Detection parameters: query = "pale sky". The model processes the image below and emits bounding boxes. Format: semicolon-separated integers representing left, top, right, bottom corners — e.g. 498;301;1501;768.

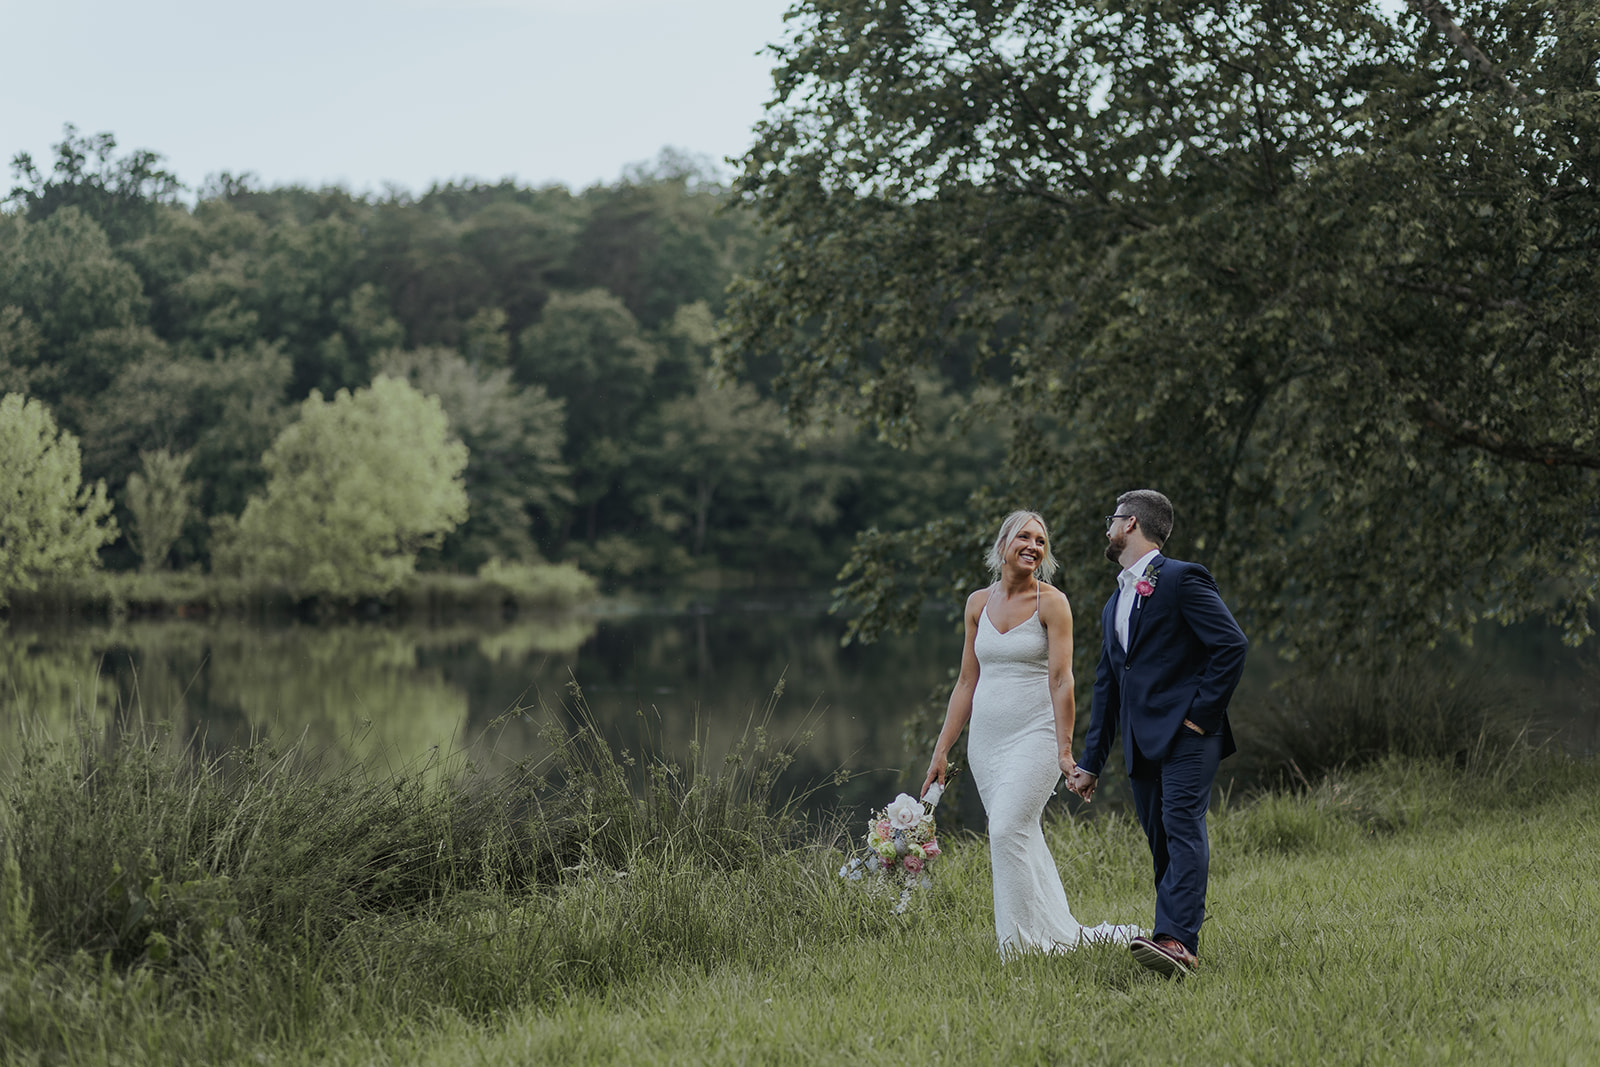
1;0;795;197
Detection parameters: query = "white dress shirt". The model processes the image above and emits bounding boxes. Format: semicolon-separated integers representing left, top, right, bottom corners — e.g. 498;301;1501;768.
1114;548;1161;651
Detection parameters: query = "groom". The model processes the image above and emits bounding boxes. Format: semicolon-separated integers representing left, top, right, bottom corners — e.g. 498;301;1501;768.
1067;490;1247;978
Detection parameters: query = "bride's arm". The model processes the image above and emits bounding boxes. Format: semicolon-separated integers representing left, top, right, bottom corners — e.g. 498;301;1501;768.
1042;587;1077;779
923;588;985;797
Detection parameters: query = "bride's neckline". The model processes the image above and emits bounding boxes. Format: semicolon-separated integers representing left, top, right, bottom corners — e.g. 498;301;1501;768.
984;581;1041;636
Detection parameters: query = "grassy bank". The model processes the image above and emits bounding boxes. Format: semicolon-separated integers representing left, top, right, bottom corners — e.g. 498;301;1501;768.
3;704;1597;1065
357;760;1600;1066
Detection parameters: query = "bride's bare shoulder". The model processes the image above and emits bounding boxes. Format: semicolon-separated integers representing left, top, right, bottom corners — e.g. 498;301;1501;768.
1038;582;1073;618
961;587;991;631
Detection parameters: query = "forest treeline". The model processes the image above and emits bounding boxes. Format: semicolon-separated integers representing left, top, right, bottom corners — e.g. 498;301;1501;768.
0;129;1002;598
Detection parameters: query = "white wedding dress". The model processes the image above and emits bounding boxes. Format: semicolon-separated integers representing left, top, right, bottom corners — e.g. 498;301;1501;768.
968;588;1141;956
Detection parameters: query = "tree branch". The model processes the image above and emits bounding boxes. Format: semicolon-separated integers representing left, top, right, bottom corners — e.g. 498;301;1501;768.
1407;0;1531;105
913;2;1155;230
1388;277;1528;312
1410;397;1600;469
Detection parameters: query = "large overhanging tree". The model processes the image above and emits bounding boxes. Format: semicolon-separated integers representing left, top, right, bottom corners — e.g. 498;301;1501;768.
721;0;1600;661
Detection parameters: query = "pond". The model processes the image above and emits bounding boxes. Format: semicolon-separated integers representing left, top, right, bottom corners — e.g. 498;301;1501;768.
1;595;1594;828
0;594;950;821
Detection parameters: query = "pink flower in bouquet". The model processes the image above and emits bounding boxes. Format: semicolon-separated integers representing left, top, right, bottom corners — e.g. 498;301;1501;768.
876;820;893;839
903;855;924;873
922;839;941;857
1135;579;1154;597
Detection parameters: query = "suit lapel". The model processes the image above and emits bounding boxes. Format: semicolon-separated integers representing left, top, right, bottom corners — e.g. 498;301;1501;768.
1124;553;1165;656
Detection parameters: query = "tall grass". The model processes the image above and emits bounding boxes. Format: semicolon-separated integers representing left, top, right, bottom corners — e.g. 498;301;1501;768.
0;682;888;1064
1230;664;1546;791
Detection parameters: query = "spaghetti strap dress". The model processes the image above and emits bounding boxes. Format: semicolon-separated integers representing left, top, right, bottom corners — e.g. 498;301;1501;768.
967;583;1141;955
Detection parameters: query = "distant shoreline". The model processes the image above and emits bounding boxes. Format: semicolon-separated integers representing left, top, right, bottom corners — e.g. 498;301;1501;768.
0;561;598;624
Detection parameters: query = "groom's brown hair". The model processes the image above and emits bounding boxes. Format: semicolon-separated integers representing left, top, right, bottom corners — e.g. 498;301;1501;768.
1117;490;1174;546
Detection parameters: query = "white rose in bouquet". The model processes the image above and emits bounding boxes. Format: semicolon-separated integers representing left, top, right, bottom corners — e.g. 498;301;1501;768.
885;793;925;829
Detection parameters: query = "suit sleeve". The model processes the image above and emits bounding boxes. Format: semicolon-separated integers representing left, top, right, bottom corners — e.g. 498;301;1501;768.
1176;566;1248;734
1078;630;1119;777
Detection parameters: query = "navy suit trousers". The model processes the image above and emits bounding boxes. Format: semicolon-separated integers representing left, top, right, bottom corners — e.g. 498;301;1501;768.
1128;727;1222;956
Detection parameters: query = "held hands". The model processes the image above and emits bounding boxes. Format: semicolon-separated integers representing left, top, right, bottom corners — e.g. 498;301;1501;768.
1057;752;1096;801
1065;766;1098;801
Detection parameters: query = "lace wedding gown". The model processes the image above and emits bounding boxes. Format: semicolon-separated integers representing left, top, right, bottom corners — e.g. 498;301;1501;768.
968;590;1141;955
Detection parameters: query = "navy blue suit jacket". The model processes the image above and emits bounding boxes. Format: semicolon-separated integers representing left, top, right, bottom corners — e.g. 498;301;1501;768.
1078;554;1248;777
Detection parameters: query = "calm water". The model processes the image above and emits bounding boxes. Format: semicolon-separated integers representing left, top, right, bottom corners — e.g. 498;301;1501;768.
0;595;953;820
1;596;1594;824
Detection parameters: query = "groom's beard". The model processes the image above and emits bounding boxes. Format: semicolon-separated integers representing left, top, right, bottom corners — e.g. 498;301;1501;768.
1105;533;1126;564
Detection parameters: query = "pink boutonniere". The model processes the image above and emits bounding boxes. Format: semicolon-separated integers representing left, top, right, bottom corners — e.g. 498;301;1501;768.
1134;563;1158;599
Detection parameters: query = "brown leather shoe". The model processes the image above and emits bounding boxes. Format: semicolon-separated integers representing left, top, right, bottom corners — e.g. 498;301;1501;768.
1130;935;1198;978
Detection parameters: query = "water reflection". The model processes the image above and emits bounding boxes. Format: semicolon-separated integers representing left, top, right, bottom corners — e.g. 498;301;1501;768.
0;599;952;818
1;602;1593;825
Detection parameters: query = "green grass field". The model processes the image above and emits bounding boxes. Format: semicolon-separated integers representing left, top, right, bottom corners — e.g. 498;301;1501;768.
3;712;1597;1066
309;761;1600;1067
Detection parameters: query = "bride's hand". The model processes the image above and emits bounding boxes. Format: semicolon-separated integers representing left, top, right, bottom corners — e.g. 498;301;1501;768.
922;752;948;798
1058;752;1078;780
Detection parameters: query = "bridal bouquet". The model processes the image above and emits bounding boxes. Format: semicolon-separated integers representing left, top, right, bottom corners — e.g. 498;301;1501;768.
838;783;946;913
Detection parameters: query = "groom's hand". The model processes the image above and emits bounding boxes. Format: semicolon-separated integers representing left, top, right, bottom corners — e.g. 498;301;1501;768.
1068;767;1098;801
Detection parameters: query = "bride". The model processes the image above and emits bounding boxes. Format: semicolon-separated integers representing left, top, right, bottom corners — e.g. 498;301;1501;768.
922;510;1139;955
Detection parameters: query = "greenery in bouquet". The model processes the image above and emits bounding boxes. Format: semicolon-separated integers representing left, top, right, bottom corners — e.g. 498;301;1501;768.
838;785;945;913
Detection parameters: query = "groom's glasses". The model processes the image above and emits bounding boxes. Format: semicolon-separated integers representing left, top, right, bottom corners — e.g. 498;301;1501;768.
1105;513;1135;530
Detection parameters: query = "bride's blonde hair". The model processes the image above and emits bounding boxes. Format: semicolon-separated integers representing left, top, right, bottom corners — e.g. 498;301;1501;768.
985;510;1059;582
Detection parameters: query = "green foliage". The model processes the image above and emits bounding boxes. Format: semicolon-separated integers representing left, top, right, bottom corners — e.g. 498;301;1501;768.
80;341;293;525
0;393;117;605
572;150;759;329
374;345;569;569
124;449;195;573
218;376;468;599
0;206;149;409
7;124;183;246
0;306;41;395
473;558;597;608
1;127;1011;597
648;370;784;556
725;0;1600;660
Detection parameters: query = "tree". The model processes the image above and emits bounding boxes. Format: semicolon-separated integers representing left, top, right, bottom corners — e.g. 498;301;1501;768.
373;346;569;569
218;376;468;598
0;393;117;605
0;207;151;412
0;307;41;396
124;449;195;573
572;153;746;329
722;0;1600;660
517;289;661;544
649;371;785;557
79;340;293;522
7;124;184;246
